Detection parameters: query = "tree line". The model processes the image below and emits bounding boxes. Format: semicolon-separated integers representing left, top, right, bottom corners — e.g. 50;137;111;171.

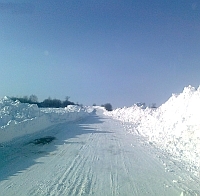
10;95;76;108
10;95;114;111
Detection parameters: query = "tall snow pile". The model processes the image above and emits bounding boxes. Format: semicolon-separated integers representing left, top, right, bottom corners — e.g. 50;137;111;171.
0;97;93;143
105;85;200;176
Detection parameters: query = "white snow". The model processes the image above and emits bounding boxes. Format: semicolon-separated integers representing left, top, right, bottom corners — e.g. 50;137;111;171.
0;97;93;143
0;97;200;195
105;85;200;177
1;108;200;195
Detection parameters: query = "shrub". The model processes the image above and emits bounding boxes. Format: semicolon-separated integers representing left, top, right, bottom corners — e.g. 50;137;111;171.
102;103;113;111
11;95;75;108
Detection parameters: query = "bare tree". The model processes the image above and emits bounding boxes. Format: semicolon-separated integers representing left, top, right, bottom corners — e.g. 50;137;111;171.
29;95;38;103
65;96;70;101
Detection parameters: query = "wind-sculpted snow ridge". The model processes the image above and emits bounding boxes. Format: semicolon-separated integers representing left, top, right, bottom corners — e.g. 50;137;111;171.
105;85;200;177
0;97;93;143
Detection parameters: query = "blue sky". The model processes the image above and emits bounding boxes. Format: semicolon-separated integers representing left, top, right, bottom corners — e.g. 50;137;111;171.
0;0;200;108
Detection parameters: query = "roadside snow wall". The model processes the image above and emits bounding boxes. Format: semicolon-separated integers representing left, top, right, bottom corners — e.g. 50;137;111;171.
105;85;200;176
0;97;93;143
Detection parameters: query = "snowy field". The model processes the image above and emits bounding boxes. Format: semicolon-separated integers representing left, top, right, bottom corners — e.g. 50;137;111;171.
104;85;200;177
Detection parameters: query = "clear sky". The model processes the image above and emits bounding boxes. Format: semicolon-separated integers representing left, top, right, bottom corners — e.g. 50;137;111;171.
0;0;200;108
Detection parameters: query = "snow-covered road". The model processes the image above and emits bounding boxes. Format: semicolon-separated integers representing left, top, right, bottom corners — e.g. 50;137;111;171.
0;109;199;196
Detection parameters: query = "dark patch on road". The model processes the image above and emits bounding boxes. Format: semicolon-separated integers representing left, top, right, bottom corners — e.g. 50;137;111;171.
30;136;56;145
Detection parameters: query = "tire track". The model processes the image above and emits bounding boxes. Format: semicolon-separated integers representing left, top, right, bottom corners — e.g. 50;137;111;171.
44;133;95;196
2;110;200;195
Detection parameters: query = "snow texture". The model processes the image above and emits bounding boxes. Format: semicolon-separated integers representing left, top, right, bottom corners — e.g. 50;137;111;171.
0;97;93;143
105;85;200;177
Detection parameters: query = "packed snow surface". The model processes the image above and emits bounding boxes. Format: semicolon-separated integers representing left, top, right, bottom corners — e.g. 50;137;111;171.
0;109;199;195
0;97;93;143
0;87;200;195
105;85;200;177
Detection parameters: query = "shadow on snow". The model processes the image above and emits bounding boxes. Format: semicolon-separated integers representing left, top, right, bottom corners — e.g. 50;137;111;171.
0;112;111;182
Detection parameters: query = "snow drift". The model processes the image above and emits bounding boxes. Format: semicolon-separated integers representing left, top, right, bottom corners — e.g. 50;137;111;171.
105;85;200;176
0;97;93;143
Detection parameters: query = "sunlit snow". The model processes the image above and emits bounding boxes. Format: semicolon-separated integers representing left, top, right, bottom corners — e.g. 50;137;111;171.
104;85;200;177
0;97;93;143
0;89;200;195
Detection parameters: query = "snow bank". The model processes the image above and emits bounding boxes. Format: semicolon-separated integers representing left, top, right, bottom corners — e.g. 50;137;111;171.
0;97;93;143
105;85;200;176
